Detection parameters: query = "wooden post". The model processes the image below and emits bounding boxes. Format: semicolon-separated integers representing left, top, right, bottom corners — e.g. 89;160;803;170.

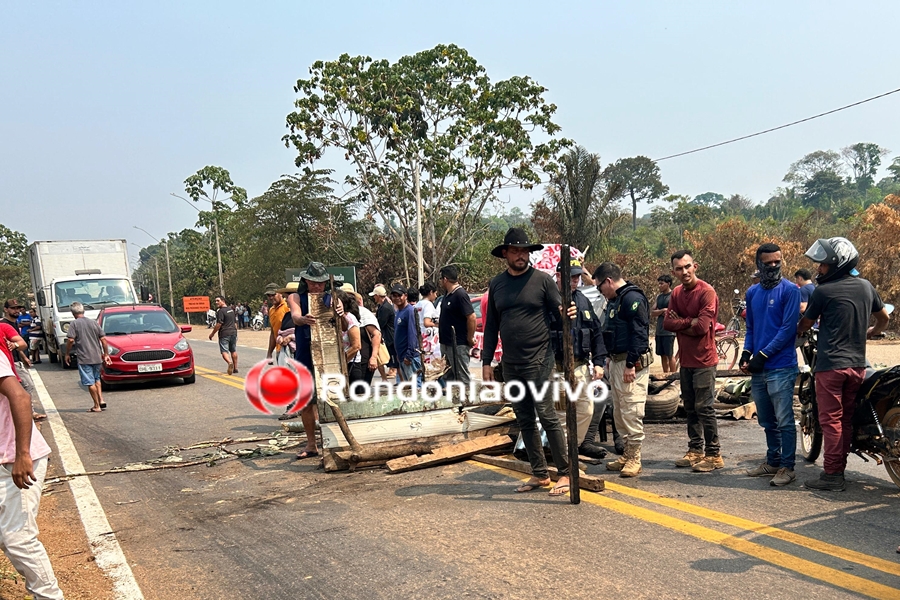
329;275;349;395
560;245;580;504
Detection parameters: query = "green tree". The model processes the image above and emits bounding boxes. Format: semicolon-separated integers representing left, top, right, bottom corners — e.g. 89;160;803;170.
886;156;900;182
602;156;669;232
0;225;30;301
841;143;889;193
283;44;569;284
532;145;624;256
801;170;845;211
783;150;844;187
692;192;726;208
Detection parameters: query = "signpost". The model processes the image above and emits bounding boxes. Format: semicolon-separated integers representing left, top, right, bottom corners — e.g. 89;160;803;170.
182;296;210;326
285;266;357;290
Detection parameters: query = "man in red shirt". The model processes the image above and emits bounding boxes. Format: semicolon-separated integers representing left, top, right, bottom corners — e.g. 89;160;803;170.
663;250;723;472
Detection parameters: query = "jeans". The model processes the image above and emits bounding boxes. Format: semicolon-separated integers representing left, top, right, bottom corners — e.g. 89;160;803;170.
751;366;799;470
815;367;866;474
440;343;471;385
504;350;569;480
397;356;422;387
680;366;720;455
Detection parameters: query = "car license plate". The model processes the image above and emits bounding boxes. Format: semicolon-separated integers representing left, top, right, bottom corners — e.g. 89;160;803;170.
138;363;163;373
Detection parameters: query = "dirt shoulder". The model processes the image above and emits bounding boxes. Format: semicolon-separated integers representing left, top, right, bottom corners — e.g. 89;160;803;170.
0;442;114;599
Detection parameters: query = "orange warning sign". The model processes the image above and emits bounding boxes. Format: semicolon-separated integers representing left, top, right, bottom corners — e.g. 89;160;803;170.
182;296;210;313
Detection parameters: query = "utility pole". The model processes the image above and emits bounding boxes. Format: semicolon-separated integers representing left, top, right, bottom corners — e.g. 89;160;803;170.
134;226;175;312
170;193;225;298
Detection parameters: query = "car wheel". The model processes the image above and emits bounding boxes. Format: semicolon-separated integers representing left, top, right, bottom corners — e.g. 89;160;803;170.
100;379;115;392
184;373;196;384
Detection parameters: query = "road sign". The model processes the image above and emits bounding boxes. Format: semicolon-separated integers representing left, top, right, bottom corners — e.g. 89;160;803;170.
183;296;210;313
285;266;357;291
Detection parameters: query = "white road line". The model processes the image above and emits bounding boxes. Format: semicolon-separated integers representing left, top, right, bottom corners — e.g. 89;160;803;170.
30;370;145;600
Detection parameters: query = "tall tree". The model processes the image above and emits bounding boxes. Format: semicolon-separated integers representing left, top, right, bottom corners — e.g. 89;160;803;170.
533;145;623;255
841;143;889;193
283;44;569;284
692;192;726;208
783;150;844;187
602;156;668;231
888;156;900;182
0;225;30;301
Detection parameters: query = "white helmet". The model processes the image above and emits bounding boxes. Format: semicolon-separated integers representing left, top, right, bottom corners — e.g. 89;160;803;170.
804;237;859;282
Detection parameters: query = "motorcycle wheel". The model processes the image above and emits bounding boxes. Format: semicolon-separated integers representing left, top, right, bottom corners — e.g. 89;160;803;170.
882;406;900;489
797;372;822;462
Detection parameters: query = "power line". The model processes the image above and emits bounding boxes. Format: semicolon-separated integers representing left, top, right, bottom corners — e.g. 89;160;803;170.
654;86;900;162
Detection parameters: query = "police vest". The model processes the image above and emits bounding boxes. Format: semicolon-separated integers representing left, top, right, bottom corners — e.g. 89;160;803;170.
550;290;596;362
603;283;648;355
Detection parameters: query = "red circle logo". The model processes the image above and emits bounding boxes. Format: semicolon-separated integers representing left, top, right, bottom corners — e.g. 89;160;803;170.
244;359;313;415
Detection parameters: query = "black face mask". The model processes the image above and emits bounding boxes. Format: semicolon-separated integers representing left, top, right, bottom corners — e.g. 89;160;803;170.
756;258;782;290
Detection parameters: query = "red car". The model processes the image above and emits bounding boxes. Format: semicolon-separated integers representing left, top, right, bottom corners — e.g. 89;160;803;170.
97;304;195;389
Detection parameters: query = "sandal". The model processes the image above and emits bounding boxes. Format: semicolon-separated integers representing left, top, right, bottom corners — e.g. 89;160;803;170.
33;413;47;421
86;407;102;413
295;450;319;460
515;478;550;493
100;403;107;410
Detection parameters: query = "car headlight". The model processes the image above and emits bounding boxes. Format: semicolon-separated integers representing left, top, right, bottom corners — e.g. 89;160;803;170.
106;345;120;356
174;338;190;352
61;322;71;333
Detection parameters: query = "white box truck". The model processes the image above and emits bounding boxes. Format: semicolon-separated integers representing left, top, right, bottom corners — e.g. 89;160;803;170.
27;240;145;365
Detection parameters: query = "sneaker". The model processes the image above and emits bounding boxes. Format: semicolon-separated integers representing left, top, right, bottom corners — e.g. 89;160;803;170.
770;468;796;486
674;450;704;468
747;463;779;477
692;454;725;472
805;471;845;491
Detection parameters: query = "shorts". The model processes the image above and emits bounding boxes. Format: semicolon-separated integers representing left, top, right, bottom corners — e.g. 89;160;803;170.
655;335;675;357
218;334;238;354
29;337;44;352
78;363;102;386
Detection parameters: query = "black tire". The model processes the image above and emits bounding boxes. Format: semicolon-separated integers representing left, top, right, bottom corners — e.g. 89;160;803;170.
797;372;822;462
49;351;58;364
881;405;900;489
644;386;680;421
100;379;115;392
184;373;196;384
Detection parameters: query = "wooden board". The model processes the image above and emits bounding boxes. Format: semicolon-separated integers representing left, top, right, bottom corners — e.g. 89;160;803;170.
470;454;605;492
307;291;345;424
386;434;513;474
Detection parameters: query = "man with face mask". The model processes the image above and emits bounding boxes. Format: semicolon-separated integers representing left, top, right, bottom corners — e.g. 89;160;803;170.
739;243;801;486
798;237;890;491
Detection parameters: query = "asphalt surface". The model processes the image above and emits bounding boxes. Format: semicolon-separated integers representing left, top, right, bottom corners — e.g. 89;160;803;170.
30;336;900;599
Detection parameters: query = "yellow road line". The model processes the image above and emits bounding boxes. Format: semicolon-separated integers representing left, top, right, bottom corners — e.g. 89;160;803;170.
604;480;900;579
472;462;900;599
194;365;245;382
196;371;245;391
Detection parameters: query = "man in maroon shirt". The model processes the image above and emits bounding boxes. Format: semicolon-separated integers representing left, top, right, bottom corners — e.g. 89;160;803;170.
663;250;723;472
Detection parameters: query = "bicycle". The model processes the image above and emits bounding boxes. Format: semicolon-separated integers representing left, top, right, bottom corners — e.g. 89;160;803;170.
725;289;746;337
672;323;740;371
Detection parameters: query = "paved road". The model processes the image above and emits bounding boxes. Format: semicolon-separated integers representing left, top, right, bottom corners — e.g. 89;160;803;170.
31;337;900;599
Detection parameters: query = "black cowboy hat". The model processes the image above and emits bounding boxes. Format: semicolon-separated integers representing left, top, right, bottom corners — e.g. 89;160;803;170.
490;227;543;258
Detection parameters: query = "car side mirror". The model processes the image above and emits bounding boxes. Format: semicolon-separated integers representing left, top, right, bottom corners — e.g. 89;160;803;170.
37;290;46;306
180;325;192;333
140;285;150;303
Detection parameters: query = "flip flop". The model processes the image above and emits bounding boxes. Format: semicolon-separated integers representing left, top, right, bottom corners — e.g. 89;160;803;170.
549;482;570;497
33;413;47;421
295;450;319;460
100;403;107;410
86;407;102;413
515;479;550;493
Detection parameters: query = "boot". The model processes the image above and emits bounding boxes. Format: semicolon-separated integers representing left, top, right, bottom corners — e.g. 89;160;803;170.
620;443;642;478
606;450;628;471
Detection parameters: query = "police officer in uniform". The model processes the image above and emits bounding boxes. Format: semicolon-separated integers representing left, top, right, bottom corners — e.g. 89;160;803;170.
550;258;608;459
593;261;651;477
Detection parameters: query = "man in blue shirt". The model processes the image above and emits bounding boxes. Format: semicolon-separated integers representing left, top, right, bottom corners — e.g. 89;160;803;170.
390;284;421;386
794;268;816;315
740;243;801;486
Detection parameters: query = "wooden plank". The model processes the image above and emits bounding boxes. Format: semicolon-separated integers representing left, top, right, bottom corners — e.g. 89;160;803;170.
386;434;513;474
470;454;605;492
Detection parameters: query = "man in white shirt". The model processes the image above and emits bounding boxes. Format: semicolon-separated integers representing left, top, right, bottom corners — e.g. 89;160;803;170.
0;350;64;599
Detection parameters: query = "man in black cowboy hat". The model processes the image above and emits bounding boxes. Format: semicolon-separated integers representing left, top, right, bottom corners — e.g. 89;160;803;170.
282;261;332;459
482;228;570;496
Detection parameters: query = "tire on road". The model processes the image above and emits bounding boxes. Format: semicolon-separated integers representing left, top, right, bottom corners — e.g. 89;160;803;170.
644;385;680;421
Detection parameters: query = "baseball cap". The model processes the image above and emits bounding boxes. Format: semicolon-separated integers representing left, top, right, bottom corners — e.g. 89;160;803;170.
3;299;23;309
369;284;387;297
264;283;279;295
389;283;407;296
340;283;355;293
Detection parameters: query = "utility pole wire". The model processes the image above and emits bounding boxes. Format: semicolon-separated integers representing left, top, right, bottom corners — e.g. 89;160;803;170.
654;86;900;162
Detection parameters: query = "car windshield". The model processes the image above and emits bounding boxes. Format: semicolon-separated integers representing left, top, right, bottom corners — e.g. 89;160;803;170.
102;311;178;335
55;279;136;311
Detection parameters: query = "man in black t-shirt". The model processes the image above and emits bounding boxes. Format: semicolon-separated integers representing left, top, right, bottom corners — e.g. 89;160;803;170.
370;285;396;380
650;275;676;373
208;296;238;375
438;265;475;385
798;237;890;491
483;228;570;497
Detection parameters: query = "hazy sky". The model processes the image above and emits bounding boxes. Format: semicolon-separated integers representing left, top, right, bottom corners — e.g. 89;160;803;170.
3;1;899;254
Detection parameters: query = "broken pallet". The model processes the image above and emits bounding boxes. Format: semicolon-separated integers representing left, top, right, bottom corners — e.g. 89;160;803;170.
386;434;513;474
470;454;605;492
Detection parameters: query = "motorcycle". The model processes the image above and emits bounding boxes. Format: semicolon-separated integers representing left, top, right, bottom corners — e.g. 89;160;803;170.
251;311;264;331
797;322;900;488
206;309;216;329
